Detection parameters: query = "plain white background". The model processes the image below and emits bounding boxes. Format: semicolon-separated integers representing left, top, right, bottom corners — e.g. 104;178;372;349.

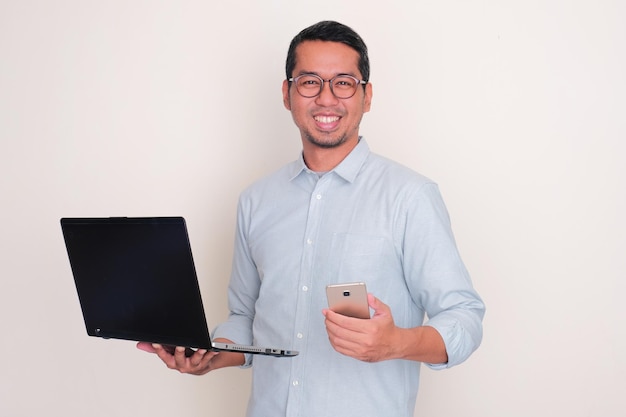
1;1;624;416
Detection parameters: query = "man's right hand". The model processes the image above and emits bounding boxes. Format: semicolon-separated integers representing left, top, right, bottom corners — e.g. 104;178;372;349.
136;339;245;375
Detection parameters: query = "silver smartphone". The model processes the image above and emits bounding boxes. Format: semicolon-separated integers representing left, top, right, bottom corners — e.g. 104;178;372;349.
326;282;370;319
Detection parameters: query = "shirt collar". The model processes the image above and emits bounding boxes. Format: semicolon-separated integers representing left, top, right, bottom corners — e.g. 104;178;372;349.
289;137;370;183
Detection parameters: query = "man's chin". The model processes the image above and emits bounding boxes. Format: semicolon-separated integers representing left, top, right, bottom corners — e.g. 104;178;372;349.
305;133;347;149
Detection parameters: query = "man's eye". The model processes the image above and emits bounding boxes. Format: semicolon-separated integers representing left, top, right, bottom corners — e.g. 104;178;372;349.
335;78;355;88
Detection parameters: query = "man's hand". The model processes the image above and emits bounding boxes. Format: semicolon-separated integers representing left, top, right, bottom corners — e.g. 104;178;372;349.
323;293;400;362
323;293;448;364
136;338;245;375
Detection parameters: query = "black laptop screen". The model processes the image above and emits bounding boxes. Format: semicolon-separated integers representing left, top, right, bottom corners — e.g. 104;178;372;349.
61;217;211;349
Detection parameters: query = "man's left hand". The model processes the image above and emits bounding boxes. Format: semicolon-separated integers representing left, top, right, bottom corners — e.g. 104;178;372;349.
323;293;400;362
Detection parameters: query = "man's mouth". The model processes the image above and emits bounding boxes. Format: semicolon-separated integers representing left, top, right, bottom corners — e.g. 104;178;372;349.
314;115;340;124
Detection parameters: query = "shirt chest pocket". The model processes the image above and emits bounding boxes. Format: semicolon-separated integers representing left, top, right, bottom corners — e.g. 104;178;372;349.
327;233;390;284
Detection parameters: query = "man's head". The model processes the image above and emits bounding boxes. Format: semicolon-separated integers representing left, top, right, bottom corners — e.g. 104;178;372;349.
282;21;373;155
285;20;370;83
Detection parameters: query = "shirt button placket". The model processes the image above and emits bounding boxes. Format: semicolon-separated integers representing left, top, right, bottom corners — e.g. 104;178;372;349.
288;176;327;415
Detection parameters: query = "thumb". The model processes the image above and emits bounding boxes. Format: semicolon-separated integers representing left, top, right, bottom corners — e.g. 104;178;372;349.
368;294;390;318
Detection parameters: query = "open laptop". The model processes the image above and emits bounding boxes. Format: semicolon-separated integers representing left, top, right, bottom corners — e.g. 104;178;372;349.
60;216;298;357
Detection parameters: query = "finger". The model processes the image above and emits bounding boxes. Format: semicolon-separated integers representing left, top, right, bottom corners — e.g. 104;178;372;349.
148;344;181;370
189;350;222;375
325;309;370;333
173;346;189;367
325;317;368;350
136;341;157;353
188;349;209;366
152;344;173;362
327;330;370;359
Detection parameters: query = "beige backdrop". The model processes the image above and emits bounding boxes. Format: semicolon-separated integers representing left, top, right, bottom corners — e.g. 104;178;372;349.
1;1;624;416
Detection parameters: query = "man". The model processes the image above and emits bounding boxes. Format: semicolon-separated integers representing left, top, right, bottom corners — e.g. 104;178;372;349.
138;20;485;417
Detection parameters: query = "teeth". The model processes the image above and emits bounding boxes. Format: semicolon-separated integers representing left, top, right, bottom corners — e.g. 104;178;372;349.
315;116;339;124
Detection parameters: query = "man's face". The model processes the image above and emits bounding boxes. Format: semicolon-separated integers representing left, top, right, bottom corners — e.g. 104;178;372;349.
282;40;372;150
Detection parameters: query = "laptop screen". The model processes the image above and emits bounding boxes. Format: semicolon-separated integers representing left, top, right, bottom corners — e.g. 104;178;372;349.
61;217;212;349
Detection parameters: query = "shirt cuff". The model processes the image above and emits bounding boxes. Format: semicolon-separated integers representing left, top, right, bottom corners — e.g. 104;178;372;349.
212;322;254;369
424;314;481;369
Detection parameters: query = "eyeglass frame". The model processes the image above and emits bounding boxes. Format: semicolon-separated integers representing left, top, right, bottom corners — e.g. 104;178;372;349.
287;73;368;99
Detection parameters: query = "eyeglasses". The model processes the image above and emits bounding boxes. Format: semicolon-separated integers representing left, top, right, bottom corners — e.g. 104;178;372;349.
288;74;367;99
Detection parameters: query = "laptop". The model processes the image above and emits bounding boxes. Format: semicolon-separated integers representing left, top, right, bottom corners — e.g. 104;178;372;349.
60;216;298;357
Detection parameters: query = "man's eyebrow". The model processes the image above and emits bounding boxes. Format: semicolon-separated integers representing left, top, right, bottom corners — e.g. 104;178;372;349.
295;70;359;78
294;70;319;77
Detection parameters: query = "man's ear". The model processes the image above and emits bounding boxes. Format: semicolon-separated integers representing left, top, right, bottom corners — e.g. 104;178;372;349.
363;82;373;113
282;79;291;110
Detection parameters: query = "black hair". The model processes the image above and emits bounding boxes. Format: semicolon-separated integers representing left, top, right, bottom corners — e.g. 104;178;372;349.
285;20;370;82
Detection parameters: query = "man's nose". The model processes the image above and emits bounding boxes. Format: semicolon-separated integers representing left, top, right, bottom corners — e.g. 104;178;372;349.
315;80;338;104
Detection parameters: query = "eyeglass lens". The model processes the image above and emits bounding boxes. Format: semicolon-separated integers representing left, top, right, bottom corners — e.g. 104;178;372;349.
294;75;360;99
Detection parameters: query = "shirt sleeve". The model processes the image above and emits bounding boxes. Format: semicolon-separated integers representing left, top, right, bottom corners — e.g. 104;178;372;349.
212;195;259;368
401;182;485;369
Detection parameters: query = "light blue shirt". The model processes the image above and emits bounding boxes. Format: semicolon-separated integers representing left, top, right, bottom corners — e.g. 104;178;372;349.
214;138;485;417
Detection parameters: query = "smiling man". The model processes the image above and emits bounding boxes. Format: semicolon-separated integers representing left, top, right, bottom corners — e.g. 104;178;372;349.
282;39;372;171
139;21;485;417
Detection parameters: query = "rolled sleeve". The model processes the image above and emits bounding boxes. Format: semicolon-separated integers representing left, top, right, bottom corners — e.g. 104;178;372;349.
402;183;486;369
424;303;485;369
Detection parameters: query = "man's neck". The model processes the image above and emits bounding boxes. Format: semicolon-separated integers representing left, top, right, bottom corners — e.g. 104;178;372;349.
301;137;359;172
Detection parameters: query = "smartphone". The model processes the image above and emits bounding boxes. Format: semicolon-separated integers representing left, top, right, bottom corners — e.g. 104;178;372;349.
326;282;370;319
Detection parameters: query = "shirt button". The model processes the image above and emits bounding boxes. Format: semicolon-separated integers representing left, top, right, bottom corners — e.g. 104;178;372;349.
292;380;299;386
316;194;322;200
297;333;303;339
302;286;308;292
307;238;313;245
